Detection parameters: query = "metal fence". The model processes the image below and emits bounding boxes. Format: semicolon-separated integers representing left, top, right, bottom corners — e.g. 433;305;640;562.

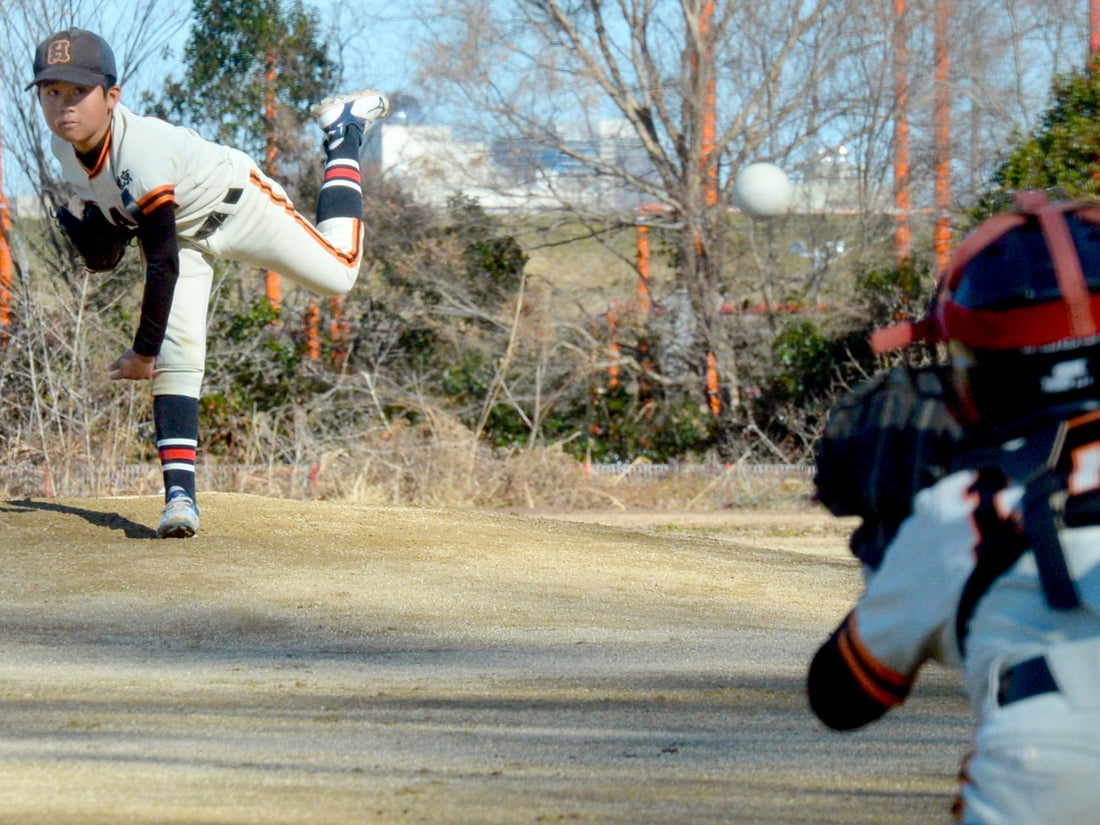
1;460;814;500
584;461;813;480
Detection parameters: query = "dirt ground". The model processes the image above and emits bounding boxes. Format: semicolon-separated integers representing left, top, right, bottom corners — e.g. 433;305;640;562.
0;494;971;824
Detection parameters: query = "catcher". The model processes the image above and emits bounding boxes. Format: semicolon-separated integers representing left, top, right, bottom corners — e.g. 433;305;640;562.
807;191;1100;823
31;27;389;537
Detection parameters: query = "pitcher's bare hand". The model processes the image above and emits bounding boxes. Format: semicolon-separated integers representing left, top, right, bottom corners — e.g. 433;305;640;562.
108;348;155;381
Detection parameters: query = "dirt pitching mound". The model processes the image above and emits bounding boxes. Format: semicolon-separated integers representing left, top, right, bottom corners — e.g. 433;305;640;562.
0;494;968;824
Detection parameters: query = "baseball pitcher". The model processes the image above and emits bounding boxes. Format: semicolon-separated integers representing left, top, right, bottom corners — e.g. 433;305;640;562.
30;27;389;537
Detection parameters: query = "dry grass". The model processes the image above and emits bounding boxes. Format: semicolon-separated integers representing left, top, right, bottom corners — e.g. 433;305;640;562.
0;411;814;512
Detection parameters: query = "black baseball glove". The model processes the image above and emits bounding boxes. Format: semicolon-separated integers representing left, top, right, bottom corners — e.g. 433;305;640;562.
813;364;963;570
55;202;135;271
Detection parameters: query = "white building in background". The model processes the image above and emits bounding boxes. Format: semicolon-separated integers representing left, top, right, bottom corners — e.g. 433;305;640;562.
364;123;569;211
367;124;481;206
363;111;655;213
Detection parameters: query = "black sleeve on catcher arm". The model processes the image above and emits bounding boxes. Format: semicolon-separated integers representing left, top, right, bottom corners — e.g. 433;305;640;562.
55;201;134;271
807;614;911;731
131;203;181;358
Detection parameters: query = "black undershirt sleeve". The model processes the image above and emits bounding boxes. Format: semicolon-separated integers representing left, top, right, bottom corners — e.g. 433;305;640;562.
131;203;180;357
806;615;903;731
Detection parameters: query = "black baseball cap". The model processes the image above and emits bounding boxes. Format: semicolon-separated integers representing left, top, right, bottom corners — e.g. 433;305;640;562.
26;28;117;90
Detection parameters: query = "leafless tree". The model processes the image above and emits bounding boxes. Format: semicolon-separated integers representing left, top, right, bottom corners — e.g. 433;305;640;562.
411;0;904;455
897;0;1085;204
410;0;1087;458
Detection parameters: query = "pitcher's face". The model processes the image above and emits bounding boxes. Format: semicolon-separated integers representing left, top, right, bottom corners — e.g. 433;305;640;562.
38;80;120;153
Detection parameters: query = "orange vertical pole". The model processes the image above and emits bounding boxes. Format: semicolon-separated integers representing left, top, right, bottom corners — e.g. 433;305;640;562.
636;212;653;320
892;0;912;262
264;52;278;192
698;1;721;415
932;0;952;273
0;200;9;346
0;100;12;347
699;0;718;207
328;296;348;366
1092;0;1100;67
636;205;659;411
705;352;721;415
607;301;620;390
263;52;284;314
305;302;321;361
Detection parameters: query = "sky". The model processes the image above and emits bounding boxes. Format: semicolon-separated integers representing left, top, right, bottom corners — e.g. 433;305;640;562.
136;1;422;104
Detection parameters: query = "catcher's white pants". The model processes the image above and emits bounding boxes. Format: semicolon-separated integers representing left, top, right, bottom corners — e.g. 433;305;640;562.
957;637;1100;824
152;167;363;398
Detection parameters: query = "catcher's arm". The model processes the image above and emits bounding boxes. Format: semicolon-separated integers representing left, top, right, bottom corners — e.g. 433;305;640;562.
55;201;134;271
807;613;913;731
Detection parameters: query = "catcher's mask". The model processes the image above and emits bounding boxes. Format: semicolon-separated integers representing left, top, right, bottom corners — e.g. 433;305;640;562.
872;190;1100;427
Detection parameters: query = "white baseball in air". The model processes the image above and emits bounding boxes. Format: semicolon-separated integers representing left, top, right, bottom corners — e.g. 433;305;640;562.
734;162;793;218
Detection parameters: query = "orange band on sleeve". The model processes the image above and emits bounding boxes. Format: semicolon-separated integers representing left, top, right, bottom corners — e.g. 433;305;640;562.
837;616;913;708
137;185;176;214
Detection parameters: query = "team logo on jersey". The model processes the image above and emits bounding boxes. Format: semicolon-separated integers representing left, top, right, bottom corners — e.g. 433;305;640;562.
1040;358;1094;393
47;40;72;65
116;169;132;189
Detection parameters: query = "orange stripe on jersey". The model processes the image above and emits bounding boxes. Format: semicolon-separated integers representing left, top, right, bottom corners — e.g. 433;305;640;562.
837;617;912;709
1071;409;1100;428
962;470;984;556
137;185;177;215
248;169;362;267
78;130;113;178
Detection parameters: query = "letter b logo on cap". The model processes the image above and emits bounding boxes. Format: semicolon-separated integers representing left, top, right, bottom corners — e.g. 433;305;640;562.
47;40;72;65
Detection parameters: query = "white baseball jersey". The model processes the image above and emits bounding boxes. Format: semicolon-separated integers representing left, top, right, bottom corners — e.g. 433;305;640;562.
810;426;1100;823
853;470;1100;702
53;103;248;239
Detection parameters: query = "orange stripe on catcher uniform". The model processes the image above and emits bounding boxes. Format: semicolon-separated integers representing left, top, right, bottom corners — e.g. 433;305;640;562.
837;617;912;709
248;169;362;267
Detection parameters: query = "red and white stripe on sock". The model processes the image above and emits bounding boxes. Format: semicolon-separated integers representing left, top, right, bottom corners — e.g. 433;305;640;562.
317;157;362;222
158;437;196;493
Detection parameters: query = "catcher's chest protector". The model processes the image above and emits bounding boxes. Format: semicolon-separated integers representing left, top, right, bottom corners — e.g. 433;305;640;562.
953;411;1100;653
